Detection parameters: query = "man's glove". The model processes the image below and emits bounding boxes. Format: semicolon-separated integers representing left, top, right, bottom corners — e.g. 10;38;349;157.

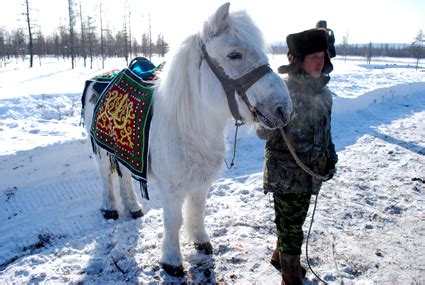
324;159;337;181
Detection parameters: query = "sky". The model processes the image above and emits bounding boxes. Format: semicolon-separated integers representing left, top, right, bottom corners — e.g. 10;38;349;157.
0;0;424;48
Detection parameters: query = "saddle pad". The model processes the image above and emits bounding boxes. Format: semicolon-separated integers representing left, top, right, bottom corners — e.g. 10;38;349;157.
90;68;153;185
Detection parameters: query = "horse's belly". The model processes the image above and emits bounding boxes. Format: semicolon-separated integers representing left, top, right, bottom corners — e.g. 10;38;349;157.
149;142;224;189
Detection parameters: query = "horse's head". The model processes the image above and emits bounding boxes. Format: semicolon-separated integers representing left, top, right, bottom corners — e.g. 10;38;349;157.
200;3;292;129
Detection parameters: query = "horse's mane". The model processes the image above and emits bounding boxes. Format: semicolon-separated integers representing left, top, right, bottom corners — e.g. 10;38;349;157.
154;9;267;139
225;11;267;54
154;34;204;138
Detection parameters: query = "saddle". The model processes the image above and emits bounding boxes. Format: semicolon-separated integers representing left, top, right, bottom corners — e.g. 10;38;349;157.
82;57;162;199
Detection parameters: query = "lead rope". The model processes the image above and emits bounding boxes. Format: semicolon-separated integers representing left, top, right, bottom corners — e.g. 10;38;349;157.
279;128;329;284
305;193;328;284
224;123;241;169
279;128;328;181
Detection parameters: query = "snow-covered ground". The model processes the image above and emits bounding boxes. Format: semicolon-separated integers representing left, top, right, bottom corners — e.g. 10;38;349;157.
0;55;424;284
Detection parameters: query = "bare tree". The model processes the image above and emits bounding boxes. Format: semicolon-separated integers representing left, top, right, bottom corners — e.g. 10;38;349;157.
366;42;373;65
67;0;76;68
148;13;152;60
58;24;69;59
131;38;139;56
35;30;45;66
125;0;132;60
122;15;129;64
99;2;105;68
342;32;349;63
79;0;87;67
52;32;60;60
156;33;169;57
86;16;96;69
410;30;424;70
11;29;26;61
141;33;150;57
23;0;34;67
0;28;8;67
104;30;115;58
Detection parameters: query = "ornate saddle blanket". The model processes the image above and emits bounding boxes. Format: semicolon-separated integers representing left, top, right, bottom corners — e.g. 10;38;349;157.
84;57;161;199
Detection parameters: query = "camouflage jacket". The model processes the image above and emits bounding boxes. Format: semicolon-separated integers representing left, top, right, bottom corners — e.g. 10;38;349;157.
257;73;338;195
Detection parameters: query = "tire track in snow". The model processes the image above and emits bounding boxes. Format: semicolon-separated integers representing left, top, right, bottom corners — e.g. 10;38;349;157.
0;173;104;267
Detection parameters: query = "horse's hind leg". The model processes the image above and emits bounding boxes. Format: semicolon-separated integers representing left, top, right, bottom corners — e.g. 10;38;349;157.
96;150;119;220
184;186;212;254
118;169;144;219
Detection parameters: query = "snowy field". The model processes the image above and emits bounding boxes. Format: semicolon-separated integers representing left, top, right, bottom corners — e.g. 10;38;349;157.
0;54;424;284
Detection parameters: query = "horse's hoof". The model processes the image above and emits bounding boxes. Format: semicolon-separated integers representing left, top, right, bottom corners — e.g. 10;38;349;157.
102;209;119;220
161;262;185;277
130;210;144;219
194;242;213;255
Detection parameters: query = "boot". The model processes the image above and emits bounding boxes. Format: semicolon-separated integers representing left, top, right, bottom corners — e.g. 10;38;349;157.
279;251;303;285
270;241;281;271
271;242;306;278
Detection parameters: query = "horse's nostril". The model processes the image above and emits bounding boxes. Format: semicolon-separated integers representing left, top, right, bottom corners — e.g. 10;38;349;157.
276;106;288;122
276;105;293;127
276;106;284;115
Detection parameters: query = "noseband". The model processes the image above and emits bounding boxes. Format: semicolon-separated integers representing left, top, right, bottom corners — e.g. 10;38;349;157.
201;44;272;126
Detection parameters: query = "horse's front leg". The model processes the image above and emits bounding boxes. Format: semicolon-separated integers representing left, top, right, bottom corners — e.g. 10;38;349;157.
184;186;212;255
118;168;144;219
160;190;185;277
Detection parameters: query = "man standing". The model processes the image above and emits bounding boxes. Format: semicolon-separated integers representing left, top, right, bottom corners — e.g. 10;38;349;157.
257;28;338;285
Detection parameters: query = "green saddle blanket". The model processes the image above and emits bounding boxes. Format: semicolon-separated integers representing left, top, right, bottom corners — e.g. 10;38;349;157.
90;60;158;199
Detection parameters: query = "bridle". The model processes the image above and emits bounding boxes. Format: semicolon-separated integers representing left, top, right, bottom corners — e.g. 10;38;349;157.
202;44;328;180
201;44;273;127
201;43;275;168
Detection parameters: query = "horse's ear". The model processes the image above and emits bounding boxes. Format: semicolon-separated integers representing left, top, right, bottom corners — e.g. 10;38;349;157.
203;2;230;39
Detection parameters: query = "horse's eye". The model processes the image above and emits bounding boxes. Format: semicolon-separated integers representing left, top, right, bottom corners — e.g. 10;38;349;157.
227;51;242;60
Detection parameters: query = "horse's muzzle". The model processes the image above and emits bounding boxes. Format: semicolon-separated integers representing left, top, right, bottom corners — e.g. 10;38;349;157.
255;105;292;129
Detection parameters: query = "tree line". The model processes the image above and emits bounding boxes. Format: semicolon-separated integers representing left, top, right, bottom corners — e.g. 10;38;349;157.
269;30;424;70
338;30;424;69
0;0;170;68
1;1;424;70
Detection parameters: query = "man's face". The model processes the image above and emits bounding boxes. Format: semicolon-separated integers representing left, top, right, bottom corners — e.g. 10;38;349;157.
303;51;325;78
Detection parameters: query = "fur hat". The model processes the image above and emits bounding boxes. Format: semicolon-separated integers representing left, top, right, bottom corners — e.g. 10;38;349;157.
286;28;328;60
278;28;333;75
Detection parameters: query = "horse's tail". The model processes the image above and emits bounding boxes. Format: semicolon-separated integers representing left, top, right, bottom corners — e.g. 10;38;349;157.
80;80;94;127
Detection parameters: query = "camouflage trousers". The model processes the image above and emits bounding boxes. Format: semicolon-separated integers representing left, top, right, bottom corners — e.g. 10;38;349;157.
273;192;312;255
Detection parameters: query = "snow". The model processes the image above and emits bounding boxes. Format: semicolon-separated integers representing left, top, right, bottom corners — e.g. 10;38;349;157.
0;54;424;284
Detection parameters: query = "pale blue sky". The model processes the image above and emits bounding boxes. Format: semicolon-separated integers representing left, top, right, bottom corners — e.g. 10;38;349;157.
1;0;424;47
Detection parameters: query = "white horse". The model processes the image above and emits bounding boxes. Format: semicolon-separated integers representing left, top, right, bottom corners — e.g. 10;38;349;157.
83;2;292;277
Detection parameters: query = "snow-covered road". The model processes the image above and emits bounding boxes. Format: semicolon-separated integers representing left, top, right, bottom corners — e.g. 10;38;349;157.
0;56;424;284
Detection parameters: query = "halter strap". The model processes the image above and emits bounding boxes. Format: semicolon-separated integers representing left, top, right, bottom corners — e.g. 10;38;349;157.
233;64;272;95
201;44;272;126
